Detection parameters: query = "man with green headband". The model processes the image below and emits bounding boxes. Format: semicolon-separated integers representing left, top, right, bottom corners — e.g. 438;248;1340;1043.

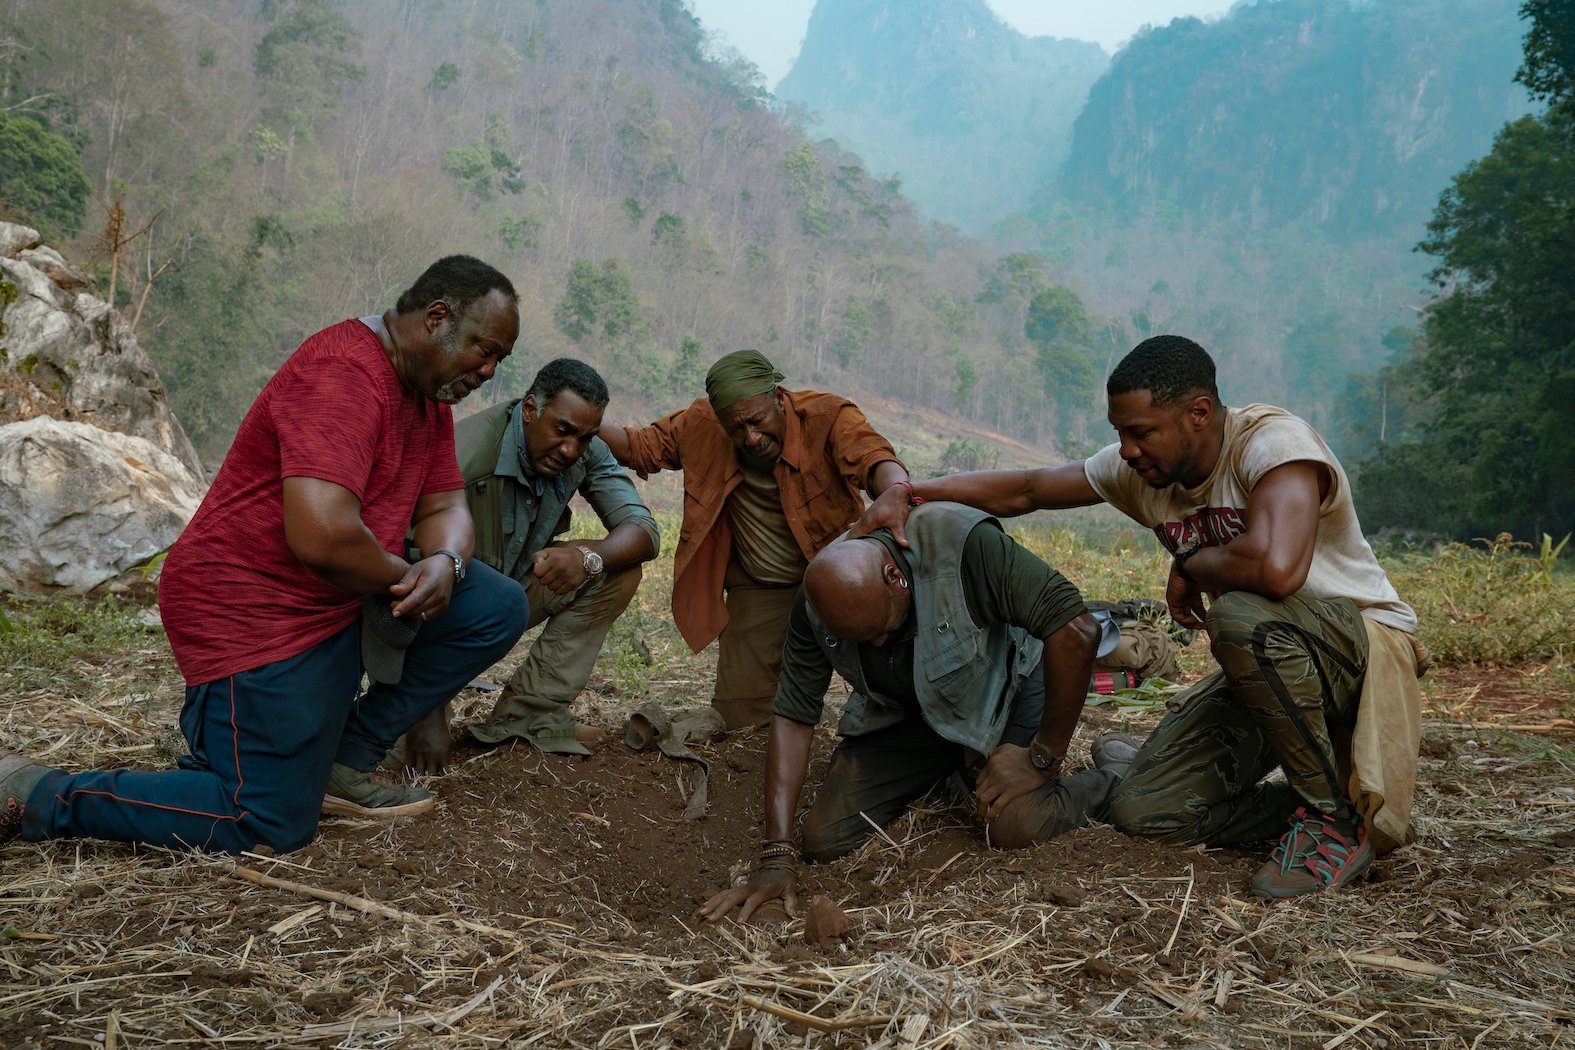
600;350;909;729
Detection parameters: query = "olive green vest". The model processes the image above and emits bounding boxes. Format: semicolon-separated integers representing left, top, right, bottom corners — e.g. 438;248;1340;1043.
809;503;1043;754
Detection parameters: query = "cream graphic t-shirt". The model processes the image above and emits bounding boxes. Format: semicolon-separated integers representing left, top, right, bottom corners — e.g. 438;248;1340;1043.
1083;403;1417;633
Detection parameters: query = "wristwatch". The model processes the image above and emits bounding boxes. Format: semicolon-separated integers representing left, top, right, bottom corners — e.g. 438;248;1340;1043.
1172;534;1204;581
575;544;604;576
432;549;466;581
1028;738;1064;777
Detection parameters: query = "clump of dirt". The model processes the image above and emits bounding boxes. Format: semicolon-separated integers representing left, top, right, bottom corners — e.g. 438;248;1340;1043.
803;895;851;946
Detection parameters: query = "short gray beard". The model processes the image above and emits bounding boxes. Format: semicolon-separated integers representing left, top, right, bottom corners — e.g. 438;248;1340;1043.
432;321;470;404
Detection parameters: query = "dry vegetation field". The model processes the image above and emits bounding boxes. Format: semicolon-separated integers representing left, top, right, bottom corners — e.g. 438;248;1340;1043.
2;521;1572;1048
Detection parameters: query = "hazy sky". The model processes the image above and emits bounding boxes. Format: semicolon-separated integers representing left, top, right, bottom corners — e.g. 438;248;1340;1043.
688;1;1239;86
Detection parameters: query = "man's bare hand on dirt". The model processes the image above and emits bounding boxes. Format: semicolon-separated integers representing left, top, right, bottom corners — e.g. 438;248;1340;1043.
403;705;453;776
975;743;1053;823
698;869;798;924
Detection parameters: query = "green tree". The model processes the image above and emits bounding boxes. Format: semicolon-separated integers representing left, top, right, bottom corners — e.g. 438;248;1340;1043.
427;61;460;94
0;113;90;237
950;349;979;414
832;295;872;367
255;0;366;135
554;259;643;344
1516;0;1575;103
1024;285;1098;407
977;252;1050;307
783;141;832;238
651;212;688;267
1357;0;1575;539
669;335;706;396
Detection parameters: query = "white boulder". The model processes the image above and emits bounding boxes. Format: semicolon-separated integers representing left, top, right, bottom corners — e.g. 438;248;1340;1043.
0;416;205;593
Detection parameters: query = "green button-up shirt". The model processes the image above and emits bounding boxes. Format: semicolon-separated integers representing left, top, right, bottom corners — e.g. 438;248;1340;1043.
457;399;659;582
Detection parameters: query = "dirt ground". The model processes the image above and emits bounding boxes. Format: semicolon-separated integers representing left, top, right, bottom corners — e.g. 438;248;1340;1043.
3;629;1574;1047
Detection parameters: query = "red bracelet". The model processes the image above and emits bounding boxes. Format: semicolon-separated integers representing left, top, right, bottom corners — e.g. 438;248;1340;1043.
898;480;925;506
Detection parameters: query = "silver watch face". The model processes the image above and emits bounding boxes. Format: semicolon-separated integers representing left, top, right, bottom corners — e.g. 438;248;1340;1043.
582;548;604;574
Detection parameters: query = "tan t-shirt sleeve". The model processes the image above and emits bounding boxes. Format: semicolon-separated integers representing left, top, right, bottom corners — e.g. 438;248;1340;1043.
1082;442;1149;524
1233;416;1340;513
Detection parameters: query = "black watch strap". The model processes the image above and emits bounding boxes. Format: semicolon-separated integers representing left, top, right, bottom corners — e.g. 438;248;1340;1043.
433;549;466;581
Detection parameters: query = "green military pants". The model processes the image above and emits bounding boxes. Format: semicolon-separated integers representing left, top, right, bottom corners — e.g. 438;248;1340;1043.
800;656;1121;862
1108;590;1369;847
470;564;642;754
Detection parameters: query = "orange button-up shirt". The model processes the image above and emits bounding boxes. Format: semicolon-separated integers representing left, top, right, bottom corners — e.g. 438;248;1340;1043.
620;387;902;652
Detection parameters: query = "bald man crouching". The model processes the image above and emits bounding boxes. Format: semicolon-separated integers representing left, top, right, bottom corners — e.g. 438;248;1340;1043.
700;502;1137;923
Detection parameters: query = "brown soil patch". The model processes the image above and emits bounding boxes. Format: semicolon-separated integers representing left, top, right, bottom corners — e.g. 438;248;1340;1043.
4;626;1573;1047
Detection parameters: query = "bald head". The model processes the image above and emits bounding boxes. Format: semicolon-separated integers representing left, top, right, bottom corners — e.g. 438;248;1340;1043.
804;539;909;643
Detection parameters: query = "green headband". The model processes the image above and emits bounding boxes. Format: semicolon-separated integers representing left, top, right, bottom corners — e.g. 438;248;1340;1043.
706;349;784;411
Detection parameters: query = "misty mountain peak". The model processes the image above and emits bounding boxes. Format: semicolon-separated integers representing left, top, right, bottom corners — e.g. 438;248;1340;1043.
777;0;1108;232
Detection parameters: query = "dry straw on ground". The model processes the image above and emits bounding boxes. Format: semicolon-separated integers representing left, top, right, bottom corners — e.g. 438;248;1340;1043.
3;528;1572;1048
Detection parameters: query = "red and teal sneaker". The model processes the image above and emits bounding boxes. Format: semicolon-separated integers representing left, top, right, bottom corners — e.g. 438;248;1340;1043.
1251;806;1373;899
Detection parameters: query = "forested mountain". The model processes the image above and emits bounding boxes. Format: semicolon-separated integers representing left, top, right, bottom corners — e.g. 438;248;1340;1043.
1008;0;1535;449
776;0;1108;233
0;0;1082;459
760;0;1535;456
1059;0;1532;237
1350;0;1575;541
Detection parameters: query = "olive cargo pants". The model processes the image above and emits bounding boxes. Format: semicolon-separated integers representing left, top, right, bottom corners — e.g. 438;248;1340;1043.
470;564;643;754
800;656;1121;861
1108;591;1369;847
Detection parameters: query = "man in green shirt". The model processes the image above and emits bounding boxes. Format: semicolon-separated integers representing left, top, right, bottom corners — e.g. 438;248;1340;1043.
394;359;659;771
699;502;1136;923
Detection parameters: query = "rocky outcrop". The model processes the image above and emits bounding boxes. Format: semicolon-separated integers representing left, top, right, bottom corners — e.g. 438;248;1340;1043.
0;221;207;593
0;220;201;476
0;416;205;593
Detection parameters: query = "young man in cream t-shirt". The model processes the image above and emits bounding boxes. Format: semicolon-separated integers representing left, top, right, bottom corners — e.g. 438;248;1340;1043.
853;335;1425;899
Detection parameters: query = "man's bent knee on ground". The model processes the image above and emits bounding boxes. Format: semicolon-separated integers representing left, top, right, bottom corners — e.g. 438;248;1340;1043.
697;502;1140;924
1;255;530;854
854;334;1426;901
390;358;659;772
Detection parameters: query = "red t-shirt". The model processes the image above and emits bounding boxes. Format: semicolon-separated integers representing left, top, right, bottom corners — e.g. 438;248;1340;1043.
159;319;463;685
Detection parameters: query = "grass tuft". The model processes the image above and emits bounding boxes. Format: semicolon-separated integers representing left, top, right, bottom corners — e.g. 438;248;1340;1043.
1388;533;1574;666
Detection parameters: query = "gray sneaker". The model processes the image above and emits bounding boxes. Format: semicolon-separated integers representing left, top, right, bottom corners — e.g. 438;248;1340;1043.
0;752;49;843
1090;732;1142;778
321;762;432;818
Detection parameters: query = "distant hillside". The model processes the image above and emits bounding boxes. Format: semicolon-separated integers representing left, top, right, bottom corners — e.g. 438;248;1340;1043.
1058;0;1531;237
0;0;1098;458
777;0;1108;233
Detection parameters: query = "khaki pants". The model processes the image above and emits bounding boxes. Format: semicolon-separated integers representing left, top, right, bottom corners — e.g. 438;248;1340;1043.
1108;591;1369;847
711;561;801;730
470;563;642;754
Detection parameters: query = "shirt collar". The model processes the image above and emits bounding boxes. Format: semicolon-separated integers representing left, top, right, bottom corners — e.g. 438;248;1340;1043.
774;388;803;472
498;401;564;500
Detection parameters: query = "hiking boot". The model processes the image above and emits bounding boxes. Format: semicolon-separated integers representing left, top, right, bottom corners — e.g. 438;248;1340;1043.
0;752;49;844
1090;732;1141;777
321;762;432;818
377;738;409;774
1250;806;1373;899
